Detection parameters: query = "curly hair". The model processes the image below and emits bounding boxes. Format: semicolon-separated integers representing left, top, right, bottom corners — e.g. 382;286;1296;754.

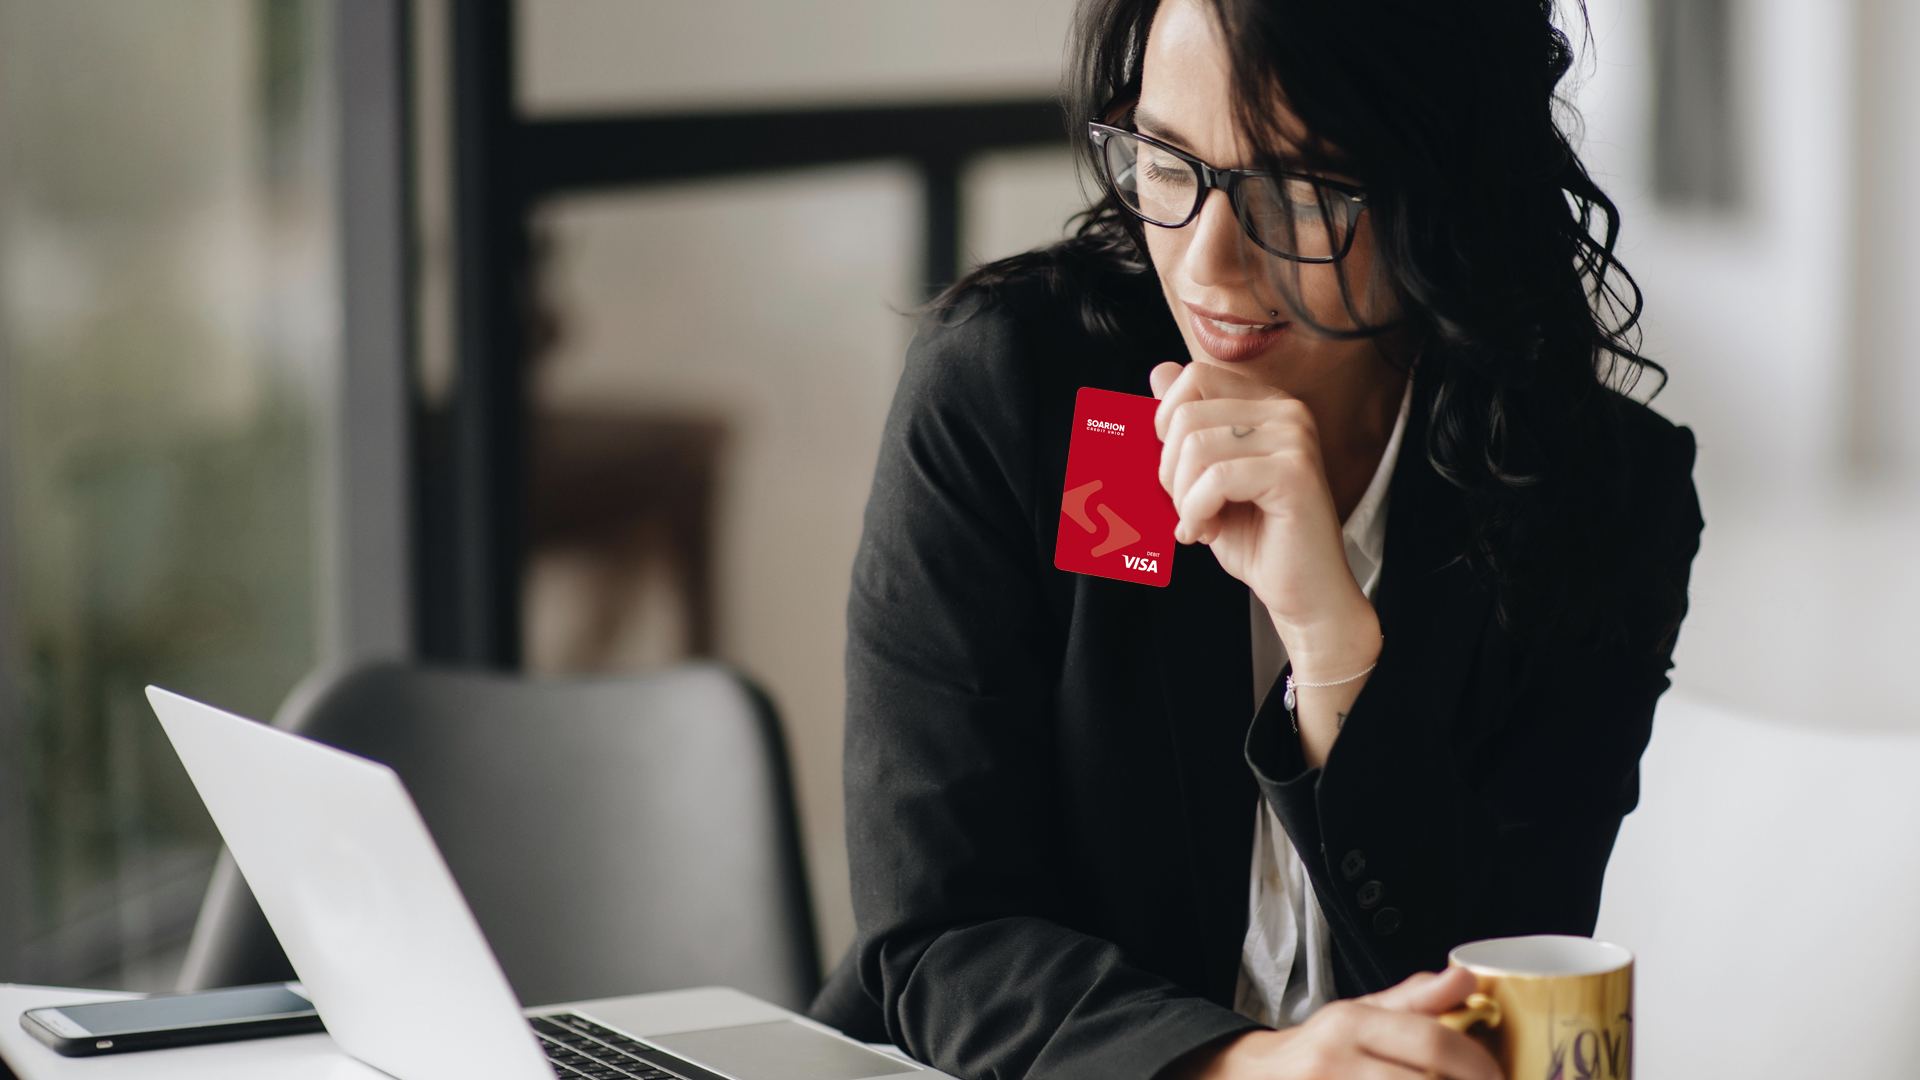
943;0;1663;649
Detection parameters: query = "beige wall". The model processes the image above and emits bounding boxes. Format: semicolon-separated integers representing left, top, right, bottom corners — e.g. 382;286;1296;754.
518;0;1076;116
1574;0;1920;730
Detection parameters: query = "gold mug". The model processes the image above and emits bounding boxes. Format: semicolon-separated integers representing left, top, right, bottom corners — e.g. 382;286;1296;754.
1438;935;1633;1080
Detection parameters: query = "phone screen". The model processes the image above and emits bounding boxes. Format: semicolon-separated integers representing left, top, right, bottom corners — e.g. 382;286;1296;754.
51;985;314;1036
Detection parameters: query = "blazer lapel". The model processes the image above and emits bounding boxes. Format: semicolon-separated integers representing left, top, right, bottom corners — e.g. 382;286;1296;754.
1149;543;1260;1006
1368;420;1495;738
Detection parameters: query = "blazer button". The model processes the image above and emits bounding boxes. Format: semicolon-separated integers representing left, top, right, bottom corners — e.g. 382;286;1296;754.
1373;907;1403;936
1341;850;1366;881
1356;880;1385;909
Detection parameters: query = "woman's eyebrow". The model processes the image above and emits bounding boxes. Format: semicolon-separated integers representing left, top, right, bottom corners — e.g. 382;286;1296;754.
1131;106;1193;151
1133;105;1337;178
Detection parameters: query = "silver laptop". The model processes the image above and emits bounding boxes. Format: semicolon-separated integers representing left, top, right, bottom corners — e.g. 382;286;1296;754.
144;686;934;1080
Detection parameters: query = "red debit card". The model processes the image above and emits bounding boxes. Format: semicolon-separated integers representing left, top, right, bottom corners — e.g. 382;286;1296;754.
1055;387;1178;587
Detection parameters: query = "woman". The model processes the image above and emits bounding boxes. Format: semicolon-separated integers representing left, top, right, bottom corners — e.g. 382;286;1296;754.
811;0;1702;1077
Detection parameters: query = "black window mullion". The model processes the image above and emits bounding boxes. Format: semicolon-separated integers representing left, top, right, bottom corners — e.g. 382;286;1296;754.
420;0;526;666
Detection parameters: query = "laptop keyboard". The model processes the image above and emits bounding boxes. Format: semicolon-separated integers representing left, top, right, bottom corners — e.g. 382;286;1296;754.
532;1014;691;1080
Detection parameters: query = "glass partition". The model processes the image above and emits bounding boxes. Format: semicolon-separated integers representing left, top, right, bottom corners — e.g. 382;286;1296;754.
0;0;333;989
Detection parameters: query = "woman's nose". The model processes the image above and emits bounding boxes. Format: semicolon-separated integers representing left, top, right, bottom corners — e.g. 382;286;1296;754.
1181;188;1247;290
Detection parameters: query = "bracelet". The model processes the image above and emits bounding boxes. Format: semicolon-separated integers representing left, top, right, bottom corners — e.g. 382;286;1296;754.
1283;661;1379;716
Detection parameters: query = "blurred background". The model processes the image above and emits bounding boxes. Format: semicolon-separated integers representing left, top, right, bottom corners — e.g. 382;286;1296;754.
0;0;1914;1025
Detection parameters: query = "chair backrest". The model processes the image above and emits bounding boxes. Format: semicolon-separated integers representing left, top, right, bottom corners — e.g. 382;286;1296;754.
1595;693;1920;1080
177;661;821;1012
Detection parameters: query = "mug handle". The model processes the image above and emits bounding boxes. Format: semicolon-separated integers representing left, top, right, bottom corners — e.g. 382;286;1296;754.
1438;992;1502;1034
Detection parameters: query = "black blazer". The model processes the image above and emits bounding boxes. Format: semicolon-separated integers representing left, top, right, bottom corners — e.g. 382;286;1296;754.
811;268;1703;1080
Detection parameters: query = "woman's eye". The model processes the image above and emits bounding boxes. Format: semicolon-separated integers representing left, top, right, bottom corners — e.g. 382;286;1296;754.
1279;181;1356;226
1142;160;1194;186
1282;180;1327;213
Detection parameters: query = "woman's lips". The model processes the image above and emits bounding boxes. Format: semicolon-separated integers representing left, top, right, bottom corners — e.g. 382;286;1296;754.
1181;302;1288;363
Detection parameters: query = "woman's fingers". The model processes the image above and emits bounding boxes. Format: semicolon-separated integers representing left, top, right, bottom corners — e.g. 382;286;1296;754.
1175;455;1294;543
1360;1015;1502;1080
1168;424;1284;512
1332;1055;1442;1080
1360;966;1477;1016
1158;397;1305;491
1192;998;1499;1080
1170;423;1325;534
1152;359;1282;439
1327;970;1499;1080
1317;1002;1503;1080
1150;364;1321;545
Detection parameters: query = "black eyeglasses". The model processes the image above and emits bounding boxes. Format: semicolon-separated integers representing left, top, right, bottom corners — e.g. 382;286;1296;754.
1089;122;1368;264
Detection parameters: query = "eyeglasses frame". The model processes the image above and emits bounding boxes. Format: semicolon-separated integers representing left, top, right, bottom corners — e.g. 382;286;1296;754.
1087;121;1369;264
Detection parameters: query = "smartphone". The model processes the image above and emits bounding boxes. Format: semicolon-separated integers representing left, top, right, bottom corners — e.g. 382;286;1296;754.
21;982;323;1056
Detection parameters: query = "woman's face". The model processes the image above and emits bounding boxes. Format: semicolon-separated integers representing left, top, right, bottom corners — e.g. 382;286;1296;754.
1137;0;1390;393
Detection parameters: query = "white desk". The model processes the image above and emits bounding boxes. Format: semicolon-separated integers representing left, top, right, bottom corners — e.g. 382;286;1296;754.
0;985;385;1079
0;984;930;1080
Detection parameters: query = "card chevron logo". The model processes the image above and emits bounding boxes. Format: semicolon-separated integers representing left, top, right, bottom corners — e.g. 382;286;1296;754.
1061;480;1142;558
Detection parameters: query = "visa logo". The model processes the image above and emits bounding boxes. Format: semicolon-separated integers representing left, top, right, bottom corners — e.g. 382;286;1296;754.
1121;555;1160;573
1086;419;1126;434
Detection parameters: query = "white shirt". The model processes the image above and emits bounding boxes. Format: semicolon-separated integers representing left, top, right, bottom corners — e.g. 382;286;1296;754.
1234;384;1410;1029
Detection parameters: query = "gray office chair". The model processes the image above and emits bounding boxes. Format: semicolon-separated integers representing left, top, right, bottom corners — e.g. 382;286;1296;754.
175;661;821;1012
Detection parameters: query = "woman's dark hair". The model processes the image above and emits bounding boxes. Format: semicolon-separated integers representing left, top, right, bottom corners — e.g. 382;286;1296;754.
944;0;1666;651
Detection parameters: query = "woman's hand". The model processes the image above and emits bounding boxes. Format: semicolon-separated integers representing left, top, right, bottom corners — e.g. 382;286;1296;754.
1150;360;1382;765
1162;967;1503;1080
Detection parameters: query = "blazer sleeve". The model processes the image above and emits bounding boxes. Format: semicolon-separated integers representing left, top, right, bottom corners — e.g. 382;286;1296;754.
1246;418;1704;989
835;300;1258;1080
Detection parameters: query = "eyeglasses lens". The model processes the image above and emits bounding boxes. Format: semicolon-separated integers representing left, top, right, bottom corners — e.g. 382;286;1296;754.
1104;133;1198;227
1101;131;1354;261
1236;175;1347;261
